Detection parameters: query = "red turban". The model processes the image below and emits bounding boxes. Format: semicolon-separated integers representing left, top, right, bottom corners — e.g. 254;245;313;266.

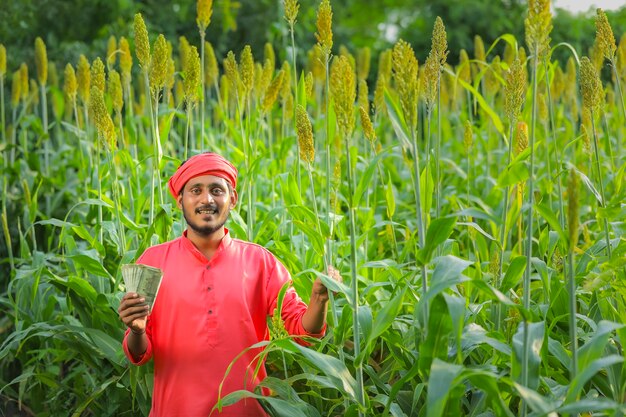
168;152;238;199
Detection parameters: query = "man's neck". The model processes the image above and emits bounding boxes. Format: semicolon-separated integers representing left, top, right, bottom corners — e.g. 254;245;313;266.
186;227;225;260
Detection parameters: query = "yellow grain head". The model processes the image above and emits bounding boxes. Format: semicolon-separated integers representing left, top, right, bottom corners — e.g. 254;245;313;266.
89;86;116;149
503;41;515;66
205;41;219;86
590;39;604;71
524;0;552;57
308;45;326;84
108;69;123;114
107;35;117;69
174;78;184;108
64;63;77;105
253;61;263;100
184;45;201;105
296;104;315;163
392;39;419;130
359;106;376;145
515;121;528;155
197;0;213;32
458;49;471;84
0;44;6;78
34;37;48;85
223;50;239;92
264;42;275;72
77;55;91;104
48;63;58;87
330;55;356;138
119;37;133;84
30;79;39;105
580;56;602;112
134;13;151;70
91;57;105;93
305;71;313;100
339;46;356;72
551;64;565;101
179;36;191;73
11;70;20;106
357;46;371;81
422;52;438;111
315;0;333;56
618;34;626;79
240;45;254;97
260;59;273;94
358;78;369;114
595;8;616;63
431;16;448;68
262;69;284;113
165;41;175;90
489;250;500;277
373;48;392;116
149;34;168;95
504;58;526;122
566;168;579;250
284;0;299;27
484;56;502;97
474;35;486;63
19;63;29;102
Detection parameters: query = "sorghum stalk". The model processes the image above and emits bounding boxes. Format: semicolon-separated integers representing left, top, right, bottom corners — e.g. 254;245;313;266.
35;38;50;211
497;58;526;329
580;57;612;258
596;8;625;156
285;0;301;191
0;44;6;159
315;0;335;279
197;0;213;149
431;17;448;219
543;58;565;230
522;1;551;412
566;168;579;378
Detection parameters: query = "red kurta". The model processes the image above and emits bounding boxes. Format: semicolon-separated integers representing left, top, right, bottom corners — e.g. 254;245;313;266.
122;229;323;416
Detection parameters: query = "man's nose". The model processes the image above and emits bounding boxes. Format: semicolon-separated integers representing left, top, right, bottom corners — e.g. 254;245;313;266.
202;190;214;204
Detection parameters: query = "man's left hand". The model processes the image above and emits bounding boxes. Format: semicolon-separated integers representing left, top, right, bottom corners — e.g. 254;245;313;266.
312;265;342;302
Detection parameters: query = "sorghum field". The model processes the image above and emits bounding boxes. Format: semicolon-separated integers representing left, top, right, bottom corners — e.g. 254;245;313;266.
1;0;625;415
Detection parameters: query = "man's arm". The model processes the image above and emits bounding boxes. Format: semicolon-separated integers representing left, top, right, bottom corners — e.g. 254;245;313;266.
119;292;150;360
301;266;340;333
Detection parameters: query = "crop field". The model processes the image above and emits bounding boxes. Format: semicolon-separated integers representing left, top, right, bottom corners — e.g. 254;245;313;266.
0;0;625;415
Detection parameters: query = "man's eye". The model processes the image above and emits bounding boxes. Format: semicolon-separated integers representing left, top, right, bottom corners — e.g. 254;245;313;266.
191;188;201;194
212;188;224;195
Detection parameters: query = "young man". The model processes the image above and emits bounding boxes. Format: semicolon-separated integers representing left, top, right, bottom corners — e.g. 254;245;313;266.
118;152;336;416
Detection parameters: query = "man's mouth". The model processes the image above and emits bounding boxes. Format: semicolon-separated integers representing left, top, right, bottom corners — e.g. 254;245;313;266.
196;207;218;215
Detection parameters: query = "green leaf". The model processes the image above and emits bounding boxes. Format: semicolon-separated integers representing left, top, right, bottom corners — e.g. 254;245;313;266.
565;355;623;403
500;255;527;293
384;89;411;150
385;174;396;218
426;359;464;417
417;217;457;265
69;254;113;280
512;321;545;390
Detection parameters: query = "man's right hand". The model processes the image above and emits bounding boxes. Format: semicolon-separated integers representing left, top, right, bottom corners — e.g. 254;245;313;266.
118;292;150;333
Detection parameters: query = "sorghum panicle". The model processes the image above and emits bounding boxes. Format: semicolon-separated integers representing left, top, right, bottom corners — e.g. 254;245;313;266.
34;37;48;85
295;104;315;164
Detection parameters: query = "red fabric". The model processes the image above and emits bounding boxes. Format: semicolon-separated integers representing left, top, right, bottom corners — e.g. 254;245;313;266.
122;229;324;417
168;153;238;199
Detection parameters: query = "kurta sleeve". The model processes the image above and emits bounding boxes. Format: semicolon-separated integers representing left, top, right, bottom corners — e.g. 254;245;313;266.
265;254;326;340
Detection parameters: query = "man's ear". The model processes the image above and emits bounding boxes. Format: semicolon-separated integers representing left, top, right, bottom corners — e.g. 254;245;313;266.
176;192;183;209
230;188;238;208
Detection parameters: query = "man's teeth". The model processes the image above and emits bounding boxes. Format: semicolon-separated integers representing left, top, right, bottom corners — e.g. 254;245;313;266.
198;209;217;214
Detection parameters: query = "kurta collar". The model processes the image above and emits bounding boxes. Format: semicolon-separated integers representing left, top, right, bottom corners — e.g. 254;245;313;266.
181;228;233;263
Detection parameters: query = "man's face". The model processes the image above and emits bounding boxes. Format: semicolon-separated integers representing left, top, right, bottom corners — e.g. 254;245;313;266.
177;175;237;237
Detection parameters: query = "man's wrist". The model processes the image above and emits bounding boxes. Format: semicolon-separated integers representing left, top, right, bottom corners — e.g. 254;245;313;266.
130;327;146;335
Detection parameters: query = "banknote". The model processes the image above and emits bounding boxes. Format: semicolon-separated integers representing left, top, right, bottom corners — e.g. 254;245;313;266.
121;264;164;311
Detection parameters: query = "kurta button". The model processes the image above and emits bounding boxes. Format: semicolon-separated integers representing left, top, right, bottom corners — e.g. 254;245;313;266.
206;265;210;270
207;286;212;291
208;310;213;314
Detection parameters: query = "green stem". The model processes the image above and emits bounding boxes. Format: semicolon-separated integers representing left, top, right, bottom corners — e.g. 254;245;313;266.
200;31;206;151
568;249;578;378
435;74;441;219
344;135;365;414
290;23;301;194
610;62;625;157
590;116;612;259
185;104;192;160
521;51;539;417
543;59;565;230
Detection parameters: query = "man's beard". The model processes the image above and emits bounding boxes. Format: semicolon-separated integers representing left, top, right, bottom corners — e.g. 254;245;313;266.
182;203;230;236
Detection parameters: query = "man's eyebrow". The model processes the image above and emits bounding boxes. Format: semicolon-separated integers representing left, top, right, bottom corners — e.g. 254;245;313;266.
186;181;226;189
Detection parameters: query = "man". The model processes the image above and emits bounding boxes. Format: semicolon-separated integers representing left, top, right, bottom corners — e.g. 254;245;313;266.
118;152;336;416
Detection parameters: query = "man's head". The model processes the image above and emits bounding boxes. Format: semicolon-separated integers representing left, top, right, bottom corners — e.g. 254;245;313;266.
168;153;239;237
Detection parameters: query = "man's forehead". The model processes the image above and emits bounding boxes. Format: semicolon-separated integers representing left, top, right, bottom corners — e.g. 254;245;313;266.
184;175;229;188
